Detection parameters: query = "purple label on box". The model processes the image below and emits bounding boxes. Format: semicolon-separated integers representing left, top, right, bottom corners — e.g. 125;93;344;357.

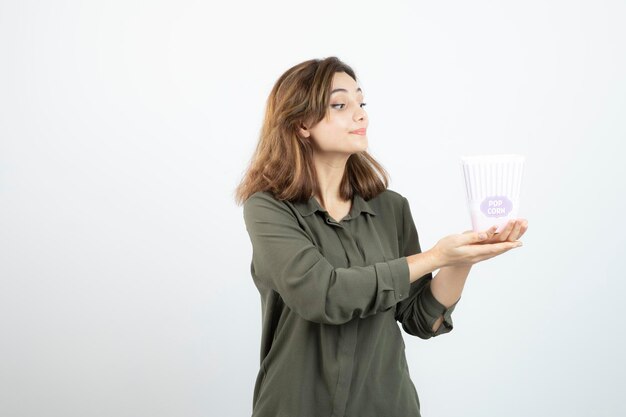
480;195;513;218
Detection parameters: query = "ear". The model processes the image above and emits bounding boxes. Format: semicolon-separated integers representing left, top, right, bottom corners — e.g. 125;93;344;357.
298;123;310;138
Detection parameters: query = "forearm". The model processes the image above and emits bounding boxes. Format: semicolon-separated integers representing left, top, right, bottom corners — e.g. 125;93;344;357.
429;264;471;332
406;249;441;284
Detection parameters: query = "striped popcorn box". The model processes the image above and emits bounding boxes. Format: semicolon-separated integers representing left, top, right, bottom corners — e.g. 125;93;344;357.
460;154;525;233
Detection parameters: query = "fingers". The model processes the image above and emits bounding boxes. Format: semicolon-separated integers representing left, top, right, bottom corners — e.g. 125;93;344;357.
480;238;522;251
471;225;497;244
461;226;497;245
509;220;523;240
504;218;529;241
502;239;523;249
467;218;529;245
497;219;517;241
516;219;529;239
463;219;527;264
492;218;529;242
481;239;523;257
463;238;522;264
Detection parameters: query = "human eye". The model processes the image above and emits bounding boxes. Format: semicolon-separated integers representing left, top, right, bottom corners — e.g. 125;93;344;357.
330;102;367;110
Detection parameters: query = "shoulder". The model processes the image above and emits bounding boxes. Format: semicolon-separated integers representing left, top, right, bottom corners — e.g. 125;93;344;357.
245;190;276;204
376;188;406;203
243;191;295;221
367;188;408;213
244;190;282;211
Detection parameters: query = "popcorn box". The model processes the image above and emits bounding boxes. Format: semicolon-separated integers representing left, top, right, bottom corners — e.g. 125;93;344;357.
460;154;525;233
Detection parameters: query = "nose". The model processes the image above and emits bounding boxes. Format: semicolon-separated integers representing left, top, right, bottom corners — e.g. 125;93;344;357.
354;106;367;122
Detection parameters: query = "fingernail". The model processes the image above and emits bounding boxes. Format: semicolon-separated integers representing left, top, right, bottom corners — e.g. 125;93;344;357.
479;233;486;239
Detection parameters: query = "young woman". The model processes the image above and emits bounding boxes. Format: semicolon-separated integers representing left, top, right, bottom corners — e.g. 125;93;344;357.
234;56;528;417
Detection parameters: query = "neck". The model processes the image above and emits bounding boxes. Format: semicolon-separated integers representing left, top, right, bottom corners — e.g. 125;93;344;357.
312;151;350;206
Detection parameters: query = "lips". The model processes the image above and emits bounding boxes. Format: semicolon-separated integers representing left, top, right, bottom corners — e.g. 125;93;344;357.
350;128;367;135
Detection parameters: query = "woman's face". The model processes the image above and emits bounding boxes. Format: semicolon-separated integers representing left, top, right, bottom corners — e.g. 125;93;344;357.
299;71;368;155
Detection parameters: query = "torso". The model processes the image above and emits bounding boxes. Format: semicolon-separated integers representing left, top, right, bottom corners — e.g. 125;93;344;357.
247;188;424;416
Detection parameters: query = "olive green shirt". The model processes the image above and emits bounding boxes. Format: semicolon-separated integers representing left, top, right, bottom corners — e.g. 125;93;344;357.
243;188;460;417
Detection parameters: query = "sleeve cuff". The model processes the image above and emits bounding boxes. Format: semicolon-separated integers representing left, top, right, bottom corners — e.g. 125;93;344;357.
387;256;411;303
421;282;460;336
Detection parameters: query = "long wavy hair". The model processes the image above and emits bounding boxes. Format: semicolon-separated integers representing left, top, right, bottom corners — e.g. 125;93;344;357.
233;56;390;206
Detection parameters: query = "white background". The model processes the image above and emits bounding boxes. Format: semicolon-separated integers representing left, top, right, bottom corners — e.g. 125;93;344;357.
1;1;625;416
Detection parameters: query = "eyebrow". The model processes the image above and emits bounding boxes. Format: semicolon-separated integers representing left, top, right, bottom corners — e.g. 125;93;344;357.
330;87;363;95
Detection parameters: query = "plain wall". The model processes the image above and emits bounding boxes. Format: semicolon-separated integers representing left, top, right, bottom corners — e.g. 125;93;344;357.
1;1;624;416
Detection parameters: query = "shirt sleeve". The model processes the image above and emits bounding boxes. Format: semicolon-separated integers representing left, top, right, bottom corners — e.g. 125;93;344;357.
394;196;460;339
243;192;411;325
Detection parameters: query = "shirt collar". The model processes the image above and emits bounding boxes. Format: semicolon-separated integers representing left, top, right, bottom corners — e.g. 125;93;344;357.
293;193;377;219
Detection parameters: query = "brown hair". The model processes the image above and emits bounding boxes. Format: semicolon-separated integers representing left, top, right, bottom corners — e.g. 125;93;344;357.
233;56;390;206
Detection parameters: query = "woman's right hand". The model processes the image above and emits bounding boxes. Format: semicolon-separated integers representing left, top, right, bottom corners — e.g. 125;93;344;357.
431;220;525;268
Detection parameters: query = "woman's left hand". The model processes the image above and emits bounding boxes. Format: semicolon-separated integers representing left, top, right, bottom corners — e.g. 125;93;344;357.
463;218;529;244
